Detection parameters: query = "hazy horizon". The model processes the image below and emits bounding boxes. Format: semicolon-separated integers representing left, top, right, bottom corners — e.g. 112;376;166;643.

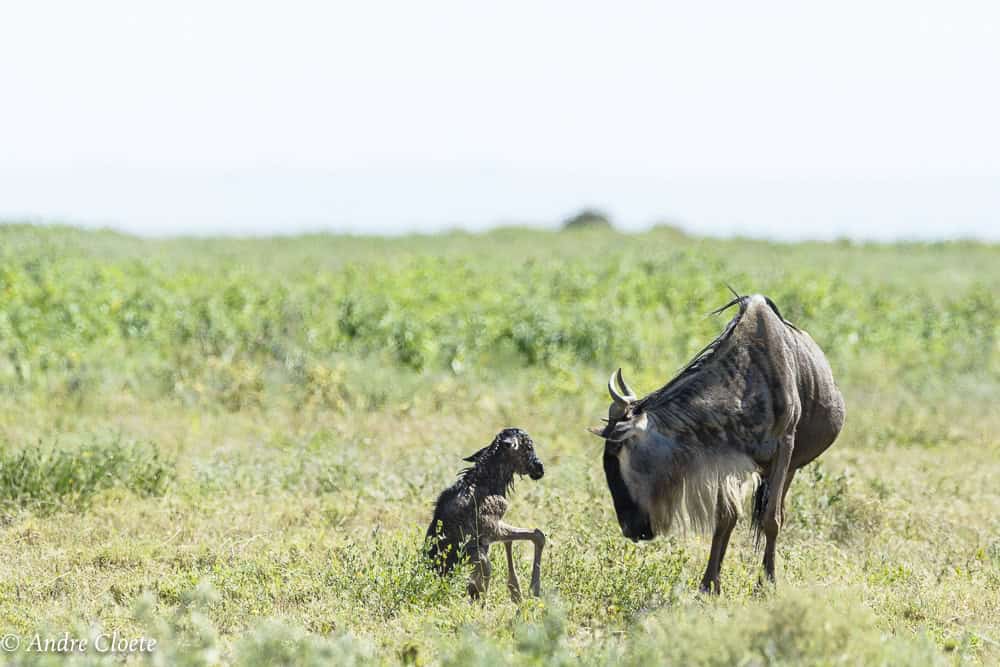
3;165;998;242
2;2;998;241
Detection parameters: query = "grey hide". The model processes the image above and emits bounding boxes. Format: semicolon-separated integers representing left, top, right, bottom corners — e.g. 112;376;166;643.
592;294;845;593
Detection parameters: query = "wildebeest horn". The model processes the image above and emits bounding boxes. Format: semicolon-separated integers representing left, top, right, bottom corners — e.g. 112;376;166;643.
608;368;636;405
615;368;637;400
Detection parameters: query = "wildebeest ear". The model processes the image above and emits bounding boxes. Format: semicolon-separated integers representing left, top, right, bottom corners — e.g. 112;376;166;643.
463;445;490;463
587;425;609;438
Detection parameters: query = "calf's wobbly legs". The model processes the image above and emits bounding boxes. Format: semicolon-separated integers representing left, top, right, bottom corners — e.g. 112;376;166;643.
467;544;491;600
496;523;545;597
504;542;522;602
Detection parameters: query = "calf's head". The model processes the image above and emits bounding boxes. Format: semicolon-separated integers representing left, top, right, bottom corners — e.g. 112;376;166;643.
465;427;544;480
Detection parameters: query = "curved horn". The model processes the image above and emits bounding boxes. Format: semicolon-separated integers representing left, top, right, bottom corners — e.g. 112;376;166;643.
615;368;637;400
608;369;633;405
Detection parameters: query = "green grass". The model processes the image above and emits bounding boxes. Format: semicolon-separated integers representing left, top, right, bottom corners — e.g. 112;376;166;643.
0;436;173;513
0;223;998;665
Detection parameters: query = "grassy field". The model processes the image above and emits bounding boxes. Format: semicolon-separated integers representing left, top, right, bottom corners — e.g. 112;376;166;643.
0;223;997;665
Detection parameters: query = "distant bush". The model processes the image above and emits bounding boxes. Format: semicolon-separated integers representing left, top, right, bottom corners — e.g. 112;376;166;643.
561;208;613;230
649;221;689;239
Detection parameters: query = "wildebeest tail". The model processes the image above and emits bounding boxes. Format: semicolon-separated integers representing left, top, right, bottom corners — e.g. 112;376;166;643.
751;477;768;550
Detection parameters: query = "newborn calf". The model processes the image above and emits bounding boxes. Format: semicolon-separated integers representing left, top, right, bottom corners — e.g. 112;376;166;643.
425;428;546;601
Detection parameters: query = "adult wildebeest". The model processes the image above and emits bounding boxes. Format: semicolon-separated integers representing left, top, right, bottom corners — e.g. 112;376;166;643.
590;294;845;593
425;428;546;601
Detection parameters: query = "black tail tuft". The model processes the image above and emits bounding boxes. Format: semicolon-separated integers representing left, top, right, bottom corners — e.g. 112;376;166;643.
752;478;768;551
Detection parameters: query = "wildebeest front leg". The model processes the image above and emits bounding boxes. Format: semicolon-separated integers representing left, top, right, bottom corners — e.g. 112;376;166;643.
497;522;545;596
504;542;522;603
700;488;738;594
467;544;492;601
761;431;795;585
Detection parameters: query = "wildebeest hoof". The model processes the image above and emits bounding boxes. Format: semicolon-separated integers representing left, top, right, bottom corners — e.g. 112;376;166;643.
698;579;721;595
753;576;776;597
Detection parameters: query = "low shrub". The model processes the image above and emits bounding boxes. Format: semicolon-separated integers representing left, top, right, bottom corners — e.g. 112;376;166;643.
0;437;174;513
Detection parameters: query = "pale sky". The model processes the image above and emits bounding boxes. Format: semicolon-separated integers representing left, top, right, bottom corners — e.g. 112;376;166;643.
1;1;998;239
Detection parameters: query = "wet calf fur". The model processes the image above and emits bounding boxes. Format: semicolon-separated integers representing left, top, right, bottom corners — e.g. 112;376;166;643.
425;428;546;601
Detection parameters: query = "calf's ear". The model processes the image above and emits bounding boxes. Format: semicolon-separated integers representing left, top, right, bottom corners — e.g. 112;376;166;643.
463;445;490;463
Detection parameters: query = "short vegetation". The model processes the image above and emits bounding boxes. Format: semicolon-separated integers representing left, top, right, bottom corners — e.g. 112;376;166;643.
0;223;997;664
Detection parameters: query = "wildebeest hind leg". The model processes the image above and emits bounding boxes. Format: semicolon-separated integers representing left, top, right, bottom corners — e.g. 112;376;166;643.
760;431;795;586
467;545;492;601
504;542;522;603
700;487;738;594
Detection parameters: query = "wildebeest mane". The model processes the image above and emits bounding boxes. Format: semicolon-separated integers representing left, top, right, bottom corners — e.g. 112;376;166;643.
447;437;517;496
635;292;797;413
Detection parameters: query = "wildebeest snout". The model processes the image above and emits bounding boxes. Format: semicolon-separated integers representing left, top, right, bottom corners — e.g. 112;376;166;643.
620;514;654;542
528;458;544;480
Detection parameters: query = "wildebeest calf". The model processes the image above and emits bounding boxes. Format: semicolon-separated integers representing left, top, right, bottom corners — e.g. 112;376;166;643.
425;428;546;601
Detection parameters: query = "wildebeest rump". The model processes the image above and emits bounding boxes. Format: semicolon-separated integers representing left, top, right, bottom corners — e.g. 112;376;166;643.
425;428;546;601
591;294;845;592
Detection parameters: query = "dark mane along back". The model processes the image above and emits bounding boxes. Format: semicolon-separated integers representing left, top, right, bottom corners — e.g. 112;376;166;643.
635;293;796;412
